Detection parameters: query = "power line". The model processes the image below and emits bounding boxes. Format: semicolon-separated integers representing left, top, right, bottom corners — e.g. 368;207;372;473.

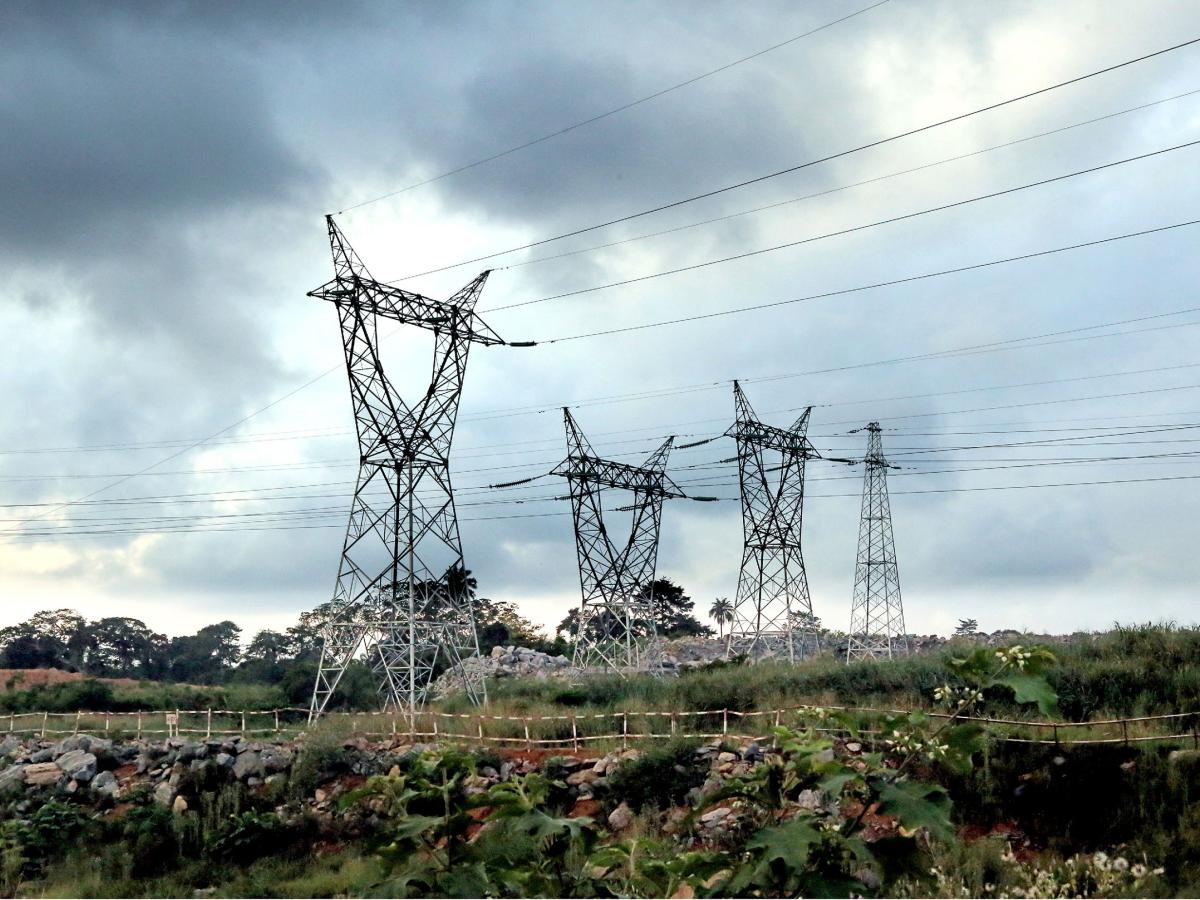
334;0;891;214
488;139;1200;312
11;468;1200;543
538;218;1200;343
9;354;1200;463
392;34;1200;280
403;87;1200;280
467;305;1200;421
8;294;1198;462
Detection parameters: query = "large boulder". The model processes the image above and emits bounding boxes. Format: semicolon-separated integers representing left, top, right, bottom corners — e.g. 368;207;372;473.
0;764;25;798
153;781;176;806
24;762;63;788
232;750;265;780
91;770;119;799
56;749;97;783
261;747;292;774
177;743;208;763
54;735;88;755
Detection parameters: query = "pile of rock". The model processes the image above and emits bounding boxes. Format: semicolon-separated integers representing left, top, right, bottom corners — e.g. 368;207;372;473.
0;732;294;810
431;645;572;697
0;728;895;848
660;637;728;670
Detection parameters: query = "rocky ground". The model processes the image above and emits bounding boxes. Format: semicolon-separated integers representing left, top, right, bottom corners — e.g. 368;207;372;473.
0;729;915;847
430;630;1070;696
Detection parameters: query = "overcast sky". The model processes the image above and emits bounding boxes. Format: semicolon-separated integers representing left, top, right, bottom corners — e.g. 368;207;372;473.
4;0;1200;643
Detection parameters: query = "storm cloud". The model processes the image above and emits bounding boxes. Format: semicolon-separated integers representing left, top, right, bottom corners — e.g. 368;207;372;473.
3;0;1200;641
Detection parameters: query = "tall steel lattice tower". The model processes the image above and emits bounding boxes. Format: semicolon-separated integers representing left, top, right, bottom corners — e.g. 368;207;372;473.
726;381;822;662
553;409;681;673
846;423;908;662
307;215;503;720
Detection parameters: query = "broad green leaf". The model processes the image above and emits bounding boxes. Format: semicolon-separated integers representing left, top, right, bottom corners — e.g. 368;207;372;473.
876;780;954;841
817;769;859;798
745;819;821;869
387;814;443;843
991;671;1060;716
932;723;988;774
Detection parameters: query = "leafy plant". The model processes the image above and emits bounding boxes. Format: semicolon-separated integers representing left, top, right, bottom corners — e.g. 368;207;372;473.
602;738;707;811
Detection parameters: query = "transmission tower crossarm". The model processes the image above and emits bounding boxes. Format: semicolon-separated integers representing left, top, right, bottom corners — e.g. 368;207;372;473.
554;408;683;495
309;216;504;346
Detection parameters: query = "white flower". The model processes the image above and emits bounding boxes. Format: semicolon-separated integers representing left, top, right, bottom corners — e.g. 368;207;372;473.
1131;863;1147;878
1112;857;1129;872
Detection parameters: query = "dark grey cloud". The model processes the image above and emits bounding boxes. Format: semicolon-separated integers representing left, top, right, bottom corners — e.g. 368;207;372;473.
1;16;316;257
4;0;1200;641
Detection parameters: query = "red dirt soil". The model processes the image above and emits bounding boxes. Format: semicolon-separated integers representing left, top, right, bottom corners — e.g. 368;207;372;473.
0;668;143;691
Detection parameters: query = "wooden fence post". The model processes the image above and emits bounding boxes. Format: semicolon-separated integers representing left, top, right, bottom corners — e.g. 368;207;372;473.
206;709;212;739
1122;719;1129;745
670;712;676;737
136;712;142;740
73;710;81;735
478;718;484;744
524;717;532;750
240;710;246;735
571;715;579;752
622;712;628;750
722;708;728;737
274;710;280;734
104;714;110;736
41;711;48;738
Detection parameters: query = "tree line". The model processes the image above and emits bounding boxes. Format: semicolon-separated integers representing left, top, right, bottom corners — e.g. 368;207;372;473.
0;576;712;686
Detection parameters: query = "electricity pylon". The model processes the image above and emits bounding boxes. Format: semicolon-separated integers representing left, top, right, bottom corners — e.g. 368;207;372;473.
726;381;822;662
553;409;682;673
307;215;503;720
846;423;908;662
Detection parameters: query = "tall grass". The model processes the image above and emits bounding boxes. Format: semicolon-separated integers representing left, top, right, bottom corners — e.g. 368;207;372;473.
435;625;1200;726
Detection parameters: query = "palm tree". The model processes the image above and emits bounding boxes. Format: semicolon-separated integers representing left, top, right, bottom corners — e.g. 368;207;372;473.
709;597;734;638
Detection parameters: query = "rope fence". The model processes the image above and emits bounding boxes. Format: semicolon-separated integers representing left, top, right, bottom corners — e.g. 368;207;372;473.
3;705;1200;750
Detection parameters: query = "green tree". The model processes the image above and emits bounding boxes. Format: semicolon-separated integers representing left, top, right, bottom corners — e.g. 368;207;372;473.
475;598;548;653
0;609;91;671
285;601;337;661
955;618;980;636
243;629;290;667
87;617;165;678
636;578;713;638
709;597;734;638
168;621;242;683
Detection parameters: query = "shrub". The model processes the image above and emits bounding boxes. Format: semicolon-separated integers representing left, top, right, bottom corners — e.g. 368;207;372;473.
602;738;707;811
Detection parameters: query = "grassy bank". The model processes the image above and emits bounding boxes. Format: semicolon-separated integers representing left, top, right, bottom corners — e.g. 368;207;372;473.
4;624;1200;734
